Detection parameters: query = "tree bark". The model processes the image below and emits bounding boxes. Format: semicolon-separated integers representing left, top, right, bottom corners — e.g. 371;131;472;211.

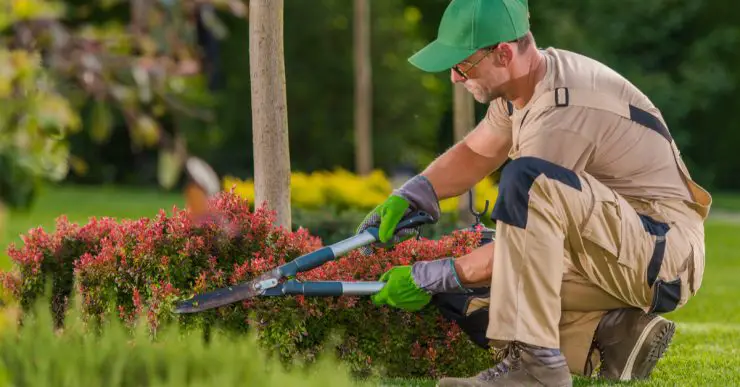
130;0;148;37
353;0;373;175
249;0;292;228
0;201;6;250
453;83;476;226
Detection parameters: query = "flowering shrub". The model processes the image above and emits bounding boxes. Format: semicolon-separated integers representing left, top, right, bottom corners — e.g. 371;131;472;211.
223;168;499;214
224;169;391;211
0;190;493;378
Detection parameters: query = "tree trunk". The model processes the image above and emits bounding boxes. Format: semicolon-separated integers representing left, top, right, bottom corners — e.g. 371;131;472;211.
0;201;5;245
249;0;292;228
130;0;148;37
453;83;476;227
353;0;373;175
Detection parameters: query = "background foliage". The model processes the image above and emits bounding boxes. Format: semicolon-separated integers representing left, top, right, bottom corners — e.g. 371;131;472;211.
53;0;740;193
3;0;738;202
224;168;498;215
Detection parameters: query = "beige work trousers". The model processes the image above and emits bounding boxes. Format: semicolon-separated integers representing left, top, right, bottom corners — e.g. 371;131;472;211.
481;160;705;375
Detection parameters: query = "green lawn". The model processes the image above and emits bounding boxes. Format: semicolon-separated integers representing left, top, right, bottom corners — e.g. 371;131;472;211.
1;185;739;386
712;192;740;212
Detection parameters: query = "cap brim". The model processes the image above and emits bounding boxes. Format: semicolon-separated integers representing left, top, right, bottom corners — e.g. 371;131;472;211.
408;40;477;73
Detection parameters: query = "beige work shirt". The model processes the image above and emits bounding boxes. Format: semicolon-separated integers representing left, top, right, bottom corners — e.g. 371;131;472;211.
484;47;711;220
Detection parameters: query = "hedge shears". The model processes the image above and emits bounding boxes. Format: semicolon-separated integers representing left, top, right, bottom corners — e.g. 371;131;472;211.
173;210;436;314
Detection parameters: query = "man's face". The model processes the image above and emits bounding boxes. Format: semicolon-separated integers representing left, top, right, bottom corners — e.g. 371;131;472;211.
450;46;511;103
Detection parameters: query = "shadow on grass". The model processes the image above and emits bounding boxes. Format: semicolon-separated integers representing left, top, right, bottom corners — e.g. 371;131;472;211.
377;376;650;387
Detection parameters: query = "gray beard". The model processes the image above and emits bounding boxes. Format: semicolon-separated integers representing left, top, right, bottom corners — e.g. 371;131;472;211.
477;89;503;104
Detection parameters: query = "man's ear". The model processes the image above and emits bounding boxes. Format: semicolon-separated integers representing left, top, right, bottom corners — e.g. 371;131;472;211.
494;44;514;67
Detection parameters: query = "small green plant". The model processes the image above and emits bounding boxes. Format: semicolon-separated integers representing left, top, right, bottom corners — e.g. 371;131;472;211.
0;295;366;387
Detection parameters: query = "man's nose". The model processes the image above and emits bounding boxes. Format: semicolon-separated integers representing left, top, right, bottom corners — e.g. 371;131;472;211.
450;68;466;83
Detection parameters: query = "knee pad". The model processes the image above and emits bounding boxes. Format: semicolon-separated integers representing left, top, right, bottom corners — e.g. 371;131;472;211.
431;288;491;349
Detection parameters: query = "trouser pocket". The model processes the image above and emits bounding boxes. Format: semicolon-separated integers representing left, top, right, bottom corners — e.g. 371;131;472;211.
580;177;629;266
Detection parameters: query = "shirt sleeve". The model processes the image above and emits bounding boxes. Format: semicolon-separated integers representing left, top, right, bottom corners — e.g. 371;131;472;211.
464;98;513;158
484;98;513;138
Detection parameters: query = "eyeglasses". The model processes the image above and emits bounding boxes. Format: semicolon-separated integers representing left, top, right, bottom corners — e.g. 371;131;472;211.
452;46;496;80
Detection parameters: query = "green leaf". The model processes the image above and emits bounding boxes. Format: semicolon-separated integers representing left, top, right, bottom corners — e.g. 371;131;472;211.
132;115;161;148
0;152;38;210
157;146;185;190
89;100;114;144
33;93;81;138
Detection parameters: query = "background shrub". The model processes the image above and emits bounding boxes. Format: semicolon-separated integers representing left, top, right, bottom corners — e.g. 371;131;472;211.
224;169;500;217
0;191;494;378
227;168;499;246
291;207;465;245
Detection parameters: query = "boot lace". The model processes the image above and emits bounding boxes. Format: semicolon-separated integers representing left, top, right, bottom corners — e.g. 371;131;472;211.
478;342;522;381
584;336;606;377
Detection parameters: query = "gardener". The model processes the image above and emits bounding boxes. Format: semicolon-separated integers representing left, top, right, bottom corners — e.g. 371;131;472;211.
356;0;712;386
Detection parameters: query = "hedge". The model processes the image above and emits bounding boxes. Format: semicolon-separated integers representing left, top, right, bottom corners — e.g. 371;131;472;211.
0;190;493;378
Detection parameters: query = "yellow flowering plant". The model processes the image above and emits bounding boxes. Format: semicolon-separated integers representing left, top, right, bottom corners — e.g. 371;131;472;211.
223;168;498;214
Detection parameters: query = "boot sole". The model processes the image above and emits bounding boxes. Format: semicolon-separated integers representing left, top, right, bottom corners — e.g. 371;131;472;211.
618;315;676;380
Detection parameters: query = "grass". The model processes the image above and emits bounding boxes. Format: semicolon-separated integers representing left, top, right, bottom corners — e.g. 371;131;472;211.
712;192;740;212
1;184;739;386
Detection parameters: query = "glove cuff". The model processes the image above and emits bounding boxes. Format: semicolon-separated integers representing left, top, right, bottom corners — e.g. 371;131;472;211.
411;257;471;295
392;175;441;221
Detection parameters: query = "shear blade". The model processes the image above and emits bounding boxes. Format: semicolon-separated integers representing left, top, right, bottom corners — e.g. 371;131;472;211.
174;271;279;314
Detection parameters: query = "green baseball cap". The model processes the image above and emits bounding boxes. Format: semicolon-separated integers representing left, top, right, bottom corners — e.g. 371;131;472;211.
408;0;530;72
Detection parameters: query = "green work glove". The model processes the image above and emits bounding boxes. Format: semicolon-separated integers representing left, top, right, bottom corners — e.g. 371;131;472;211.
360;195;413;243
371;258;470;312
371;266;431;311
356;175;441;255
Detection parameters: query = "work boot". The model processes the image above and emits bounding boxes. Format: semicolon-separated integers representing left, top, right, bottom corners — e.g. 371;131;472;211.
587;308;676;381
437;342;572;387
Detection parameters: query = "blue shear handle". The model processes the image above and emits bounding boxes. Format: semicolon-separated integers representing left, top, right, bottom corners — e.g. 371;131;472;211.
275;210;436;279
278;246;335;278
